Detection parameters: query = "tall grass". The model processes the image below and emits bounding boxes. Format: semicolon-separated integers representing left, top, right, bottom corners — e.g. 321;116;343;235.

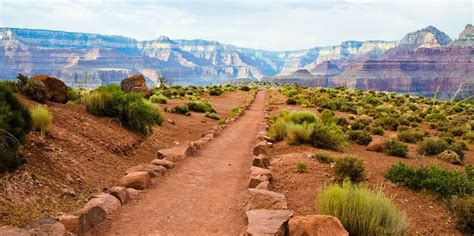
286;122;313;144
268;118;288;141
318;181;408;236
30;106;53;136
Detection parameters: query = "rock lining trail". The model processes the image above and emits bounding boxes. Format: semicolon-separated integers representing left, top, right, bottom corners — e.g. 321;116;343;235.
92;91;266;235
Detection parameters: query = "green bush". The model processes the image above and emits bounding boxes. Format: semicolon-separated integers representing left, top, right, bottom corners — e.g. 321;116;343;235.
296;161;307;172
311;120;347;151
383;139;408;158
449;195;474;233
385;162;474;197
286;98;297;105
334;156;365;183
240;85;251;91
171;104;190;115
268;118;287;141
370;126;385;135
209;88;223;96
0;84;32;143
205;112;220;120
0;84;31;173
312;152;335;164
418;139;448;156
318;181;408;235
286;122;313;144
30;105;53;136
348;130;372;145
150;94;168;104
398;130;425;143
286;110;316;124
67;87;80;102
187;101;215;113
82;85;162;134
21;79;50;103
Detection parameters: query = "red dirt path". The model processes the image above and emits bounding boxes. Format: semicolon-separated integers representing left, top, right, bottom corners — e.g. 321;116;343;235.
92;91;266;235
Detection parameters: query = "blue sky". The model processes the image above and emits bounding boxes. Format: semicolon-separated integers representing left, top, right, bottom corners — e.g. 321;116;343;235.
0;0;472;50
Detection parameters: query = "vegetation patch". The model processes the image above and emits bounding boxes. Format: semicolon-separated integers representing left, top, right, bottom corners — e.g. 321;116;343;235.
318;181;408;235
334;156;365;183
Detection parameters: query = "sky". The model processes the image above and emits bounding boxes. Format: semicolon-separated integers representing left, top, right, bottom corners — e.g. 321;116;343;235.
0;0;472;51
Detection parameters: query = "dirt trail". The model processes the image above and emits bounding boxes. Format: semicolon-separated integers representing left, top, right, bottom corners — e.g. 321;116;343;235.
92;91;266;236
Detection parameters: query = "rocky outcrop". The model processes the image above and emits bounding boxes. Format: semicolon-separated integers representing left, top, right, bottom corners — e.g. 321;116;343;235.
120;74;151;95
31;75;68;103
264;25;473;99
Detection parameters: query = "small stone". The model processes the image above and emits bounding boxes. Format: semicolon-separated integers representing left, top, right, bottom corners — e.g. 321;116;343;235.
246;209;293;236
118;171;151;190
150;159;174;169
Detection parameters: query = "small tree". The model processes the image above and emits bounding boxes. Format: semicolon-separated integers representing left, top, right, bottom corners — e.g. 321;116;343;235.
158;75;173;88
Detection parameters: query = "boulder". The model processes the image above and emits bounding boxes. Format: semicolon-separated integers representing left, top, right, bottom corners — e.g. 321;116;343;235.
150;159;175;169
191;139;208;150
0;226;30;236
157;141;194;161
256;134;272;142
251;166;273;181
57;214;80;234
84;193;121;215
120;74;151;96
437;150;462;164
246;209;293;236
253;141;268;155
126;188;141;199
366;138;384;152
246;189;287;210
24;217;66;236
73;206;106;234
288;215;348;236
31;75;68;103
126;164;166;177
249;174;269;189
255;181;270;190
107;186;130;204
118;171;151;190
252;154;271;168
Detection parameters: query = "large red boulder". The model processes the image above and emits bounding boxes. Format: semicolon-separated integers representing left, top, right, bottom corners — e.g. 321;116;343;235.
31;75;68;103
120;74;151;96
288;215;349;236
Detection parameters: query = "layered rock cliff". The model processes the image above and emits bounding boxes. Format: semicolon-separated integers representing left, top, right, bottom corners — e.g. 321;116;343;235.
0;27;395;86
264;25;473;99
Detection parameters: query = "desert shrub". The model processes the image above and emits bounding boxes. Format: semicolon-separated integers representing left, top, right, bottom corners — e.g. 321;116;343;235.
398;130;425;143
82;85;162;134
348;130;372;145
376;116;400;131
334;156;365;183
449;196;474;233
30;106;53;136
0;84;33;143
0;148;26;174
171;104;190;115
286;110;316;124
239;85;251;91
0;85;32;172
229;107;241;117
286;122;313;144
385;162;474;197
312;152;335;164
67;88;80;102
296;161;307;172
320;109;336;124
205;112;220;120
209;88;223;96
370;126;385;135
21;79;50;103
383;139;408;158
426;113;448;122
350;121;368;130
286;98;297;105
449;142;467;159
150;94;168;104
335;117;349;127
218;119;226;125
318;181;408;235
311;120;347;151
187;101;215;113
418;139;448;156
268;118;287;141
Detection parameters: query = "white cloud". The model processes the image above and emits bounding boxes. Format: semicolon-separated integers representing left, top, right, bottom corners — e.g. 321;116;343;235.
0;0;471;50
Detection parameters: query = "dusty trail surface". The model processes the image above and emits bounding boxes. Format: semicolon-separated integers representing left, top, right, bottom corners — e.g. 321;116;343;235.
93;91;266;235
